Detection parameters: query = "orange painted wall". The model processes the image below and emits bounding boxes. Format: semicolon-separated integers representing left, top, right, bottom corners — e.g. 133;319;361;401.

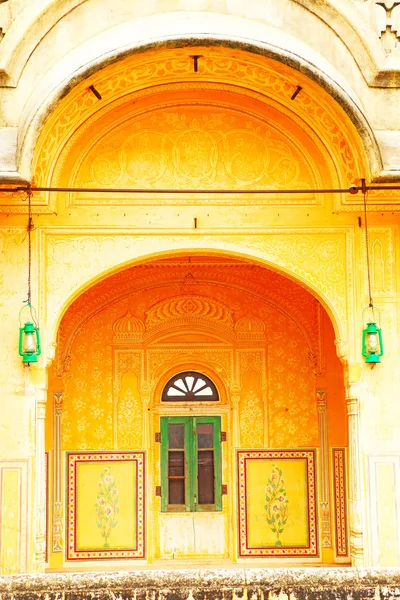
47;259;345;452
267;310;318;447
320;309;348;447
45;258;348;566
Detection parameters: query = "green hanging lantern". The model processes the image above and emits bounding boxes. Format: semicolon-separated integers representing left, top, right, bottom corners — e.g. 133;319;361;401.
362;321;383;364
19;304;41;364
362;307;383;365
19;319;41;364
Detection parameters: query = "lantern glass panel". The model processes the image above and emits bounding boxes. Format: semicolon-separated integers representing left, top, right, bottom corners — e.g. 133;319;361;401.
22;331;37;354
366;331;381;355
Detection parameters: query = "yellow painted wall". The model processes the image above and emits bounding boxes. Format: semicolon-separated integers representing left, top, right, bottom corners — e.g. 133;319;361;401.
5;41;396;573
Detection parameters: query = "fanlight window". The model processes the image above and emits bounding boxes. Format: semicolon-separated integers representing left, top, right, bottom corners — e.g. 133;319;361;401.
162;371;219;402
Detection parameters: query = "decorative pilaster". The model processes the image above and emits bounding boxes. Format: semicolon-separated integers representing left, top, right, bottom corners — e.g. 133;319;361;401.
262;384;269;447
52;392;63;553
141;382;152;449
316;389;331;547
333;447;349;557
347;396;364;565
35;384;47;572
230;385;241;449
113;349;143;449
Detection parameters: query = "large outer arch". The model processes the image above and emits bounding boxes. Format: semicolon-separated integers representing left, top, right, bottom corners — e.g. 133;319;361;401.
19;35;379;181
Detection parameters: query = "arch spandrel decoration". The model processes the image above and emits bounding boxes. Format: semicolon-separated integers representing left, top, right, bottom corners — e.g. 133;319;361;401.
64;97;327;206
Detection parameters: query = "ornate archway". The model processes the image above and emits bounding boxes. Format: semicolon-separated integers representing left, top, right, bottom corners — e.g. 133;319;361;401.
46;254;349;566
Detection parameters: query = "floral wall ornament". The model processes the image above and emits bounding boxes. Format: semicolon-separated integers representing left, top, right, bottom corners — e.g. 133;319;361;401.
95;468;119;548
238;450;317;557
264;465;289;546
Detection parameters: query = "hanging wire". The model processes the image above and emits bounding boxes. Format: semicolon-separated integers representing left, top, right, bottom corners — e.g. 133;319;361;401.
362;182;375;321
19;185;39;328
27;185;32;306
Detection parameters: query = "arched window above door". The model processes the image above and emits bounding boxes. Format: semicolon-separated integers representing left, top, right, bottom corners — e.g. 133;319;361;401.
162;371;219;402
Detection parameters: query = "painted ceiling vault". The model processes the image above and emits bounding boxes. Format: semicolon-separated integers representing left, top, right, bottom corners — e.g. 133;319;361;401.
56;256;324;374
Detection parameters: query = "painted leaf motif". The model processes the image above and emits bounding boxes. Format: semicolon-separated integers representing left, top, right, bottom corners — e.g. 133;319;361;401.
95;467;119;547
264;465;289;547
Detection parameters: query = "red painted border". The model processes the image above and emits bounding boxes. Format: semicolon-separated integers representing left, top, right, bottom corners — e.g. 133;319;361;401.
333;448;348;557
67;452;145;560
237;449;318;557
45;452;49;563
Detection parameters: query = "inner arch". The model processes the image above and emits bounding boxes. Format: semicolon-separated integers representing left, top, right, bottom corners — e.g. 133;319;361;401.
47;251;348;565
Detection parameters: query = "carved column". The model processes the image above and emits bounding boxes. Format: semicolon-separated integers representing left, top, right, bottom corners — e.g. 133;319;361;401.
335;342;364;565
316;389;331;548
347;395;364;565
35;383;47;572
52;392;63;553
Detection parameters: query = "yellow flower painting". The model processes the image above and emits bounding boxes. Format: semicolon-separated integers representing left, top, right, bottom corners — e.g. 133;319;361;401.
237;450;318;557
67;452;145;559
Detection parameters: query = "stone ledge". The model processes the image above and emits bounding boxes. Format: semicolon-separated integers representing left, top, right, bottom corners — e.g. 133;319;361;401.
1;568;400;600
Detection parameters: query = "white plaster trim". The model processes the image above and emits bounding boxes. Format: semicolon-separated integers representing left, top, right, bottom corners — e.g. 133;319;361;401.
367;454;400;566
0;127;18;172
0;0;386;85
375;131;400;172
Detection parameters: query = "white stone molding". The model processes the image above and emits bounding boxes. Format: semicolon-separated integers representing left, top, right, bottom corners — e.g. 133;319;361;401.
34;383;47;572
346;396;364;565
367;453;400;565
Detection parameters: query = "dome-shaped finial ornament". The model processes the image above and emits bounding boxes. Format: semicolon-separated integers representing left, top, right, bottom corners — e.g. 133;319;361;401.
235;316;265;341
112;310;144;342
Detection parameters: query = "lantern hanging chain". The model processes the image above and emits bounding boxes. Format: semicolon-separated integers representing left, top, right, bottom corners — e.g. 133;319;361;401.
27;186;32;307
363;186;374;312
